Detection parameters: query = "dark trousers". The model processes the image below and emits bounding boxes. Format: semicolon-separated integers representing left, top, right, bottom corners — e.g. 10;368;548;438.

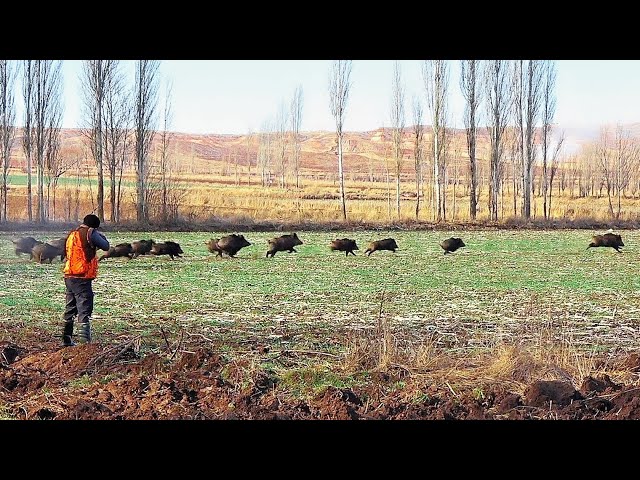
63;278;94;334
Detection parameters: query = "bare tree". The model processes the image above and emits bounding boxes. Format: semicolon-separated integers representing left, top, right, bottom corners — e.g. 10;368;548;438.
22;60;35;221
506;127;519;217
511;61;525;218
546;131;565;218
0;60;17;222
32;60;63;222
541;61;557;219
290;85;303;188
596;126;615;217
245;129;254;185
103;62;132;223
390;61;405;219
44;102;68;220
158;81;174;222
328;60;353;221
423;60;449;222
133;60;160;223
275;100;288;188
460;60;482;220
257;119;273;187
81;60;117;222
613;125;639;218
484;60;512;221
522;60;544;219
412;95;424;220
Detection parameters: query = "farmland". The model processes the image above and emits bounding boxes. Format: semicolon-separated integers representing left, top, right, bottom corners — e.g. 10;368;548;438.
2;229;640;420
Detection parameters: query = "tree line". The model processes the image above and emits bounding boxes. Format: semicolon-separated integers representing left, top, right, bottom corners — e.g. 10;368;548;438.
0;60;180;225
1;59;639;225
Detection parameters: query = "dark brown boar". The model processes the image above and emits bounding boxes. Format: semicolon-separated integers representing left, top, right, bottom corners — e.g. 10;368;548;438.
440;237;466;254
31;242;65;264
99;243;134;261
151;241;184;259
587;233;625;253
12;236;43;258
364;238;398;256
266;233;303;258
131;239;156;258
329;238;359;256
46;236;69;261
206;234;252;258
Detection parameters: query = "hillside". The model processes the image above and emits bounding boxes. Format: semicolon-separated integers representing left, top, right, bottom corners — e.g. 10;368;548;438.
7;123;608;180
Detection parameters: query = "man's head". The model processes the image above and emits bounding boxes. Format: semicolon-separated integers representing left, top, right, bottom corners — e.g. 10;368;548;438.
83;214;100;228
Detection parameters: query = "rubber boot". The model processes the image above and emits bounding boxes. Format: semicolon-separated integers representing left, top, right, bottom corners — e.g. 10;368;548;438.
77;321;91;344
62;320;75;347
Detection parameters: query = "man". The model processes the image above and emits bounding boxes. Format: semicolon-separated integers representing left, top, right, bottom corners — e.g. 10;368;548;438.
61;214;110;346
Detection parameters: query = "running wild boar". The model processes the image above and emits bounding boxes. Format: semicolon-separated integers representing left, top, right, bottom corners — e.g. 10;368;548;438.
440;237;466;254
587;233;624;253
131;239;156;258
266;233;303;258
206;234;252;258
47;236;69;261
364;238;398;256
99;243;134;261
31;242;65;264
12;236;43;258
151;241;184;259
329;238;359;256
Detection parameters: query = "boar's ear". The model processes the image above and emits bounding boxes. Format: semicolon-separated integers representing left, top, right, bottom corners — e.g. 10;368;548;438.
293;233;298;238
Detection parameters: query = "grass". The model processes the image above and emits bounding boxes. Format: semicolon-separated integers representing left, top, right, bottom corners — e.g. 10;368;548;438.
7;167;640;225
2;228;640;393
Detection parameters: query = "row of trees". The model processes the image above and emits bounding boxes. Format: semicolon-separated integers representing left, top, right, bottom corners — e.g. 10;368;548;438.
0;60;181;225
326;60;566;223
2;59;638;225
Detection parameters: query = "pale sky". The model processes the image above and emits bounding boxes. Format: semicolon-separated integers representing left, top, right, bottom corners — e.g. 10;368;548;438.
13;60;640;135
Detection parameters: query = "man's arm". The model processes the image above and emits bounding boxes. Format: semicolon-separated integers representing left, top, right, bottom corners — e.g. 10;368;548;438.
90;229;110;251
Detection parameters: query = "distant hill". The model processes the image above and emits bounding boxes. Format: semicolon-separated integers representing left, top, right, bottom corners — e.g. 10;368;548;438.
8;122;625;178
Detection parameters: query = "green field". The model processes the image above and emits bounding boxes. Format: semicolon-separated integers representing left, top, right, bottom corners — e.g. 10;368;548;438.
6;174;139;189
2;229;640;358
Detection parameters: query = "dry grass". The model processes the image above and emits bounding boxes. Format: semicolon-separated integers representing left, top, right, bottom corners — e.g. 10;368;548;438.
6;170;640;227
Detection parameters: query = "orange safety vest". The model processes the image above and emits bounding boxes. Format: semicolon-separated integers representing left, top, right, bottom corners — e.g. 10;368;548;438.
63;226;98;279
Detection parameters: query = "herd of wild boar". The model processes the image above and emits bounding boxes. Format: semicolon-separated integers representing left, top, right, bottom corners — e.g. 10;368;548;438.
8;231;627;264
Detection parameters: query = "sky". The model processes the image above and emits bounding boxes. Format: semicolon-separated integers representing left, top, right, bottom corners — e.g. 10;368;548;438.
13;60;640;135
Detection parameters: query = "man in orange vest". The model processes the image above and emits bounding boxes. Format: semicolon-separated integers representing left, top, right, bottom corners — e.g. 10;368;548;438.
62;214;110;347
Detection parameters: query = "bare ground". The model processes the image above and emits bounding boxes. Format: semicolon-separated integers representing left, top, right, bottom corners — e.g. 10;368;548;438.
3;327;640;421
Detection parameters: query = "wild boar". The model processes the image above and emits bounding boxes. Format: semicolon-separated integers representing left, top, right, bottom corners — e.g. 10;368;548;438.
364;238;398;256
266;233;303;258
12;236;43;259
329;238;359;256
46;236;69;261
206;234;252;258
587;233;624;253
151;241;184;260
99;243;134;261
440;237;466;254
31;242;65;264
131;239;156;258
